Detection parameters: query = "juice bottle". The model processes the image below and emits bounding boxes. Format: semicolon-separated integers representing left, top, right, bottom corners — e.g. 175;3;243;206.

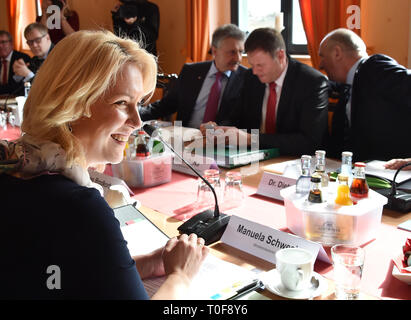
350;162;369;202
335;174;353;206
136;130;150;158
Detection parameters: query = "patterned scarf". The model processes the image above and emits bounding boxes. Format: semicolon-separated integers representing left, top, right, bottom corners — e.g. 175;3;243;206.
0;134;103;195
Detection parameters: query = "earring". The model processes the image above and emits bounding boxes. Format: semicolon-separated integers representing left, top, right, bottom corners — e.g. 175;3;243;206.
68;123;73;133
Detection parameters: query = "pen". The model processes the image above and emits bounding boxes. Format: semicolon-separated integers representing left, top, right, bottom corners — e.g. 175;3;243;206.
228;279;264;300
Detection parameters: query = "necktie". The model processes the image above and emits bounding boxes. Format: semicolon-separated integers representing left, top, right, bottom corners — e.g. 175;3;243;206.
265;82;277;134
1;59;8;85
331;83;352;155
338;83;352;129
203;71;223;123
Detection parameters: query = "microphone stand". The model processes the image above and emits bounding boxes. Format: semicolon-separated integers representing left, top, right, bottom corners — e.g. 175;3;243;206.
143;124;230;245
385;162;411;212
390;162;411;197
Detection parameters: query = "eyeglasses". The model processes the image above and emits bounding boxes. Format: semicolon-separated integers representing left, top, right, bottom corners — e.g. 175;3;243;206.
26;34;47;46
0;40;11;45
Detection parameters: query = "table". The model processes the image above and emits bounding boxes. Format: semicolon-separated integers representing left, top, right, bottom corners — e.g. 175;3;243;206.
0;124;21;141
130;157;411;300
3;121;409;299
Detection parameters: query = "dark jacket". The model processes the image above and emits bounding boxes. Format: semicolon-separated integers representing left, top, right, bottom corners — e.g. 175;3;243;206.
0;173;148;299
231;58;329;156
328;54;411;162
112;1;159;56
0;50;31;96
139;61;248;127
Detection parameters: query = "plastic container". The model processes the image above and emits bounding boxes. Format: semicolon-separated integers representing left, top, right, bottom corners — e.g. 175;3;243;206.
112;152;173;188
280;185;387;246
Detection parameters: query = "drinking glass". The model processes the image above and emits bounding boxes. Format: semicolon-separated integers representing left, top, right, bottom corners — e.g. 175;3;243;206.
223;171;244;208
0;111;7;130
197;169;222;207
331;244;365;300
8;112;15;127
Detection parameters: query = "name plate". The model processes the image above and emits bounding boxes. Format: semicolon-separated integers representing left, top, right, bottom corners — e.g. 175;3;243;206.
257;171;297;201
221;215;331;264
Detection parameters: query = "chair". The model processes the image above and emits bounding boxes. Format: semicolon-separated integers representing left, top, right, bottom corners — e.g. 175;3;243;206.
154;73;178;122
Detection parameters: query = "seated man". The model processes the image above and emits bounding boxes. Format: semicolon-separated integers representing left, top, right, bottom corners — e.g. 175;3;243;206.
319;28;411;161
0;31;30;96
12;23;54;88
138;24;247;129
210;28;329;156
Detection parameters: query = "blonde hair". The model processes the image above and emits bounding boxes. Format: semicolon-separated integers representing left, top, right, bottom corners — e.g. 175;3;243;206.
22;30;157;167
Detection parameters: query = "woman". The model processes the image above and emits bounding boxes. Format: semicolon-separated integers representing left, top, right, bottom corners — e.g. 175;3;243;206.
0;30;208;299
37;0;80;44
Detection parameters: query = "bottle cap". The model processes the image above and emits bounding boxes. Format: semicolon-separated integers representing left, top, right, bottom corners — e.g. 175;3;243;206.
337;174;349;182
354;162;366;167
315;150;326;156
138;130;145;135
342;151;353;157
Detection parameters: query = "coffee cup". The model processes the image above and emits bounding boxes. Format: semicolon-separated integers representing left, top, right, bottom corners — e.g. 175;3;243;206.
275;248;314;291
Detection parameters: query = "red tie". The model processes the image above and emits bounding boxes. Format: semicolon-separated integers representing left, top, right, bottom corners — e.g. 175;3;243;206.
203;71;223;123
265;82;277;134
1;59;8;85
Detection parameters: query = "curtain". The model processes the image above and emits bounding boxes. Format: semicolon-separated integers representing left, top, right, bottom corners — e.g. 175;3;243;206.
7;0;22;51
7;0;37;52
185;0;210;63
299;0;361;70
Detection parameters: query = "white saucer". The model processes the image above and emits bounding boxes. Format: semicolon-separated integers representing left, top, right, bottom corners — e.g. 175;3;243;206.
392;265;411;285
263;269;327;300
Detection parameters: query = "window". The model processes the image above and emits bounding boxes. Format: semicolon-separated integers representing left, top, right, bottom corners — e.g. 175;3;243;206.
231;0;308;55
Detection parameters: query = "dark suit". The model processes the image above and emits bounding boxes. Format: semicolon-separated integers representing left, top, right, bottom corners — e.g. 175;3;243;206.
328;54;411;162
112;1;159;56
29;43;54;76
9;44;55;96
0;50;31;96
139;61;247;127
231;58;329;156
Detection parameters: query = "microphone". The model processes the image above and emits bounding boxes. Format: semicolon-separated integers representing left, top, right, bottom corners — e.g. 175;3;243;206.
143;124;230;245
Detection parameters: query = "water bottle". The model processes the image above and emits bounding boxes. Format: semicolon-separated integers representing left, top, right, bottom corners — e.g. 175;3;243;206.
295;155;312;195
341;151;353;185
24;81;31;97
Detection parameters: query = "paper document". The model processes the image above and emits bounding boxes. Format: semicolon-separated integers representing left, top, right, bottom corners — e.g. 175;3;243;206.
142;254;257;299
119;207;258;299
120;221;169;256
366;160;411;183
160;126;203;142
